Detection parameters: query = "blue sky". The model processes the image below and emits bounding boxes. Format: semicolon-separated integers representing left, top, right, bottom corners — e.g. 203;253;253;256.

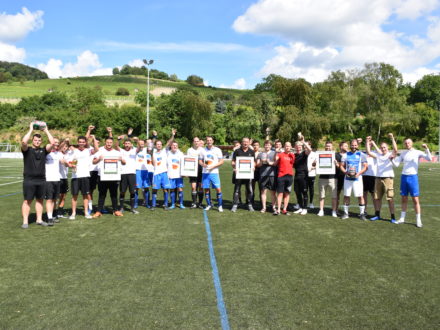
1;0;440;88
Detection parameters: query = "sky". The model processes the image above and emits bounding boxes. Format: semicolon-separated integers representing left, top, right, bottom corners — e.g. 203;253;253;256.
1;0;440;89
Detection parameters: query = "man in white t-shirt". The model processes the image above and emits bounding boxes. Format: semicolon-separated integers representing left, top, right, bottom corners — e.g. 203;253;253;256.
359;138;378;216
92;136;125;218
365;134;397;222
392;138;432;228
187;137;204;208
44;138;64;226
152;139;171;209
134;139;149;208
167;141;185;209
199;136;224;212
119;138;139;214
57;139;70;219
85;126;100;214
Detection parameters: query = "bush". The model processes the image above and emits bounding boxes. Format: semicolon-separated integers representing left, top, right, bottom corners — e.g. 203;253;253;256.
116;87;130;96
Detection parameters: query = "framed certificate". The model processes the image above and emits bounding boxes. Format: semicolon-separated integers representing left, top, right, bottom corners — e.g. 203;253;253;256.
236;156;254;179
316;151;335;175
181;156;198;177
101;157;121;181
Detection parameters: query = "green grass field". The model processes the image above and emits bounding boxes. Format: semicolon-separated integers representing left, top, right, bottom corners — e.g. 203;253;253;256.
0;159;439;329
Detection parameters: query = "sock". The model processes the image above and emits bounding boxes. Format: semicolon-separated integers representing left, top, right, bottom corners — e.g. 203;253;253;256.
359;204;365;215
134;191;139;206
47;212;53;219
217;192;223;207
179;191;184;205
343;204;349;215
198;191;204;204
375;210;380;217
130;197;135;210
191;191;197;204
205;192;211;206
152;193;157;207
391;213;395;220
163;191;169;207
400;211;406;220
170;191;176;206
144;189;150;207
88;200;93;211
416;213;421;221
119;197;124;210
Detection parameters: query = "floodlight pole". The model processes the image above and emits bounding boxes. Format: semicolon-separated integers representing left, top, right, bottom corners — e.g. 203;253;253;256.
143;59;154;138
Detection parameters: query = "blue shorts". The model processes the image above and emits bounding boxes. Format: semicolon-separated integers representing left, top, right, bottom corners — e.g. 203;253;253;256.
400;174;419;197
170;178;184;189
136;170;150;188
202;173;221;189
153;172;171;190
147;172;154;186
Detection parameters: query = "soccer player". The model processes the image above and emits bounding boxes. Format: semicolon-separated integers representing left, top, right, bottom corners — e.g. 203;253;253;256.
274;142;295;215
340;139;368;220
306;141;316;209
167;141;185;209
359;138;378;215
21;121;55;229
256;140;277;213
152;139;171;210
316;141;338;217
199;136;224;212
293;137;312;215
134;139;150;208
57;139;71;219
44;138;64;226
119;138;139;214
86;126;100;214
231;137;255;212
365;134;397;222
92;136;125;218
392;138;432;227
335;141;349;211
187;137;204;208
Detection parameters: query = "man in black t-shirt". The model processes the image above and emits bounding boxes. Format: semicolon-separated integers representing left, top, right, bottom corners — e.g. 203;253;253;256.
293;138;311;215
21;122;55;229
231;137;256;212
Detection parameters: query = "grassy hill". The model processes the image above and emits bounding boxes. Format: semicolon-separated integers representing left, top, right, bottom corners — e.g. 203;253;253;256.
0;75;250;100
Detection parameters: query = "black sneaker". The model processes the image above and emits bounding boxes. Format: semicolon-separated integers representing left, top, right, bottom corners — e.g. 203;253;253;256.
360;213;367;221
47;218;54;226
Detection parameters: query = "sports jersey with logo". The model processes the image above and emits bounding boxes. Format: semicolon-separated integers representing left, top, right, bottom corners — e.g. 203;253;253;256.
153;149;168;175
167;150;183;179
341;151;367;181
200;146;223;174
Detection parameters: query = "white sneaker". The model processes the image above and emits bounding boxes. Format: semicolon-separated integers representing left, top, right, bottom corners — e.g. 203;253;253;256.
85;215;92;219
394;218;405;224
69;215;76;220
332;211;338;218
416;219;423;228
317;210;324;217
293;208;303;214
293;204;299;210
204;205;212;211
218;206;223;213
309;203;315;209
300;209;308;215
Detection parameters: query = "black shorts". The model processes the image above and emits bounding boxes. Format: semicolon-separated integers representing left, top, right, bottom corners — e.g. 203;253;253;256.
60;178;69;194
120;174;136;194
337;175;345;192
71;177;90;196
23;179;45;200
254;168;261;182
363;175;375;193
259;175;276;191
89;171;99;191
276;175;293;193
45;181;60;200
189;165;203;184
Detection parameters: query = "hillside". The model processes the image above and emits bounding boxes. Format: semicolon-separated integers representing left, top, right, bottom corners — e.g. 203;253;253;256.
0;61;48;82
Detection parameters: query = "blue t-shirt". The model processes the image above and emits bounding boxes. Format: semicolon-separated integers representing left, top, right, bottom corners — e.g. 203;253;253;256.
341;151;367;181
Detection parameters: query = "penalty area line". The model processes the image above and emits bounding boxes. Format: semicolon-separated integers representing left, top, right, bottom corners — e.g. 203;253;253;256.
203;210;230;330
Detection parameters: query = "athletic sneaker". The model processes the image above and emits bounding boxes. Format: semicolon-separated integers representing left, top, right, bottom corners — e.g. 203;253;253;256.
370;216;381;221
273;210;279;216
131;209;140;214
341;214;349;220
69;215;76;220
198;204;204;209
36;221;48;226
190;203;197;209
317;209;324;217
309;203;315;209
300;209;308;215
21;223;29;229
167;205;176;210
293;208;303;214
231;205;238;213
87;209;92;216
393;218;405;224
260;208;266;213
54;218;60;223
218;206;224;213
293;204;299;210
204;205;212;211
332;211;338;218
248;205;255;212
281;210;290;216
85;215;93;219
179;204;186;209
92;211;102;218
113;210;124;217
360;214;367;221
47;218;54;226
57;213;66;219
416;219;423;228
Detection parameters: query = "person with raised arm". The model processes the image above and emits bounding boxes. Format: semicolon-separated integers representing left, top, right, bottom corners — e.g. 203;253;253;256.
21;121;55;229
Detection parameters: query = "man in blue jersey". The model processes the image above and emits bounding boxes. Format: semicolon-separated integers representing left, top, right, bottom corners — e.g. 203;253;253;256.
340;139;368;220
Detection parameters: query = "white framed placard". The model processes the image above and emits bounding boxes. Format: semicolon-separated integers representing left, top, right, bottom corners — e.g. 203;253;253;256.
101;157;121;181
316;151;335;175
236;156;254;179
181;156;198;177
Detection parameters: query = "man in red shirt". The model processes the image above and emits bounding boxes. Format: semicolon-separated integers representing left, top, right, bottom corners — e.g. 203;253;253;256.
274;142;295;215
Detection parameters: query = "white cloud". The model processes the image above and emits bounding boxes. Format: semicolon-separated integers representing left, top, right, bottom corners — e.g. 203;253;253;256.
128;59;145;67
234;0;440;83
0;7;44;43
402;67;439;83
37;51;112;78
220;78;247;89
0;41;26;62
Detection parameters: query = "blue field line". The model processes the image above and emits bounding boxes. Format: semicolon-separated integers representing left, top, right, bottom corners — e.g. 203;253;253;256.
0;192;21;198
203;210;230;330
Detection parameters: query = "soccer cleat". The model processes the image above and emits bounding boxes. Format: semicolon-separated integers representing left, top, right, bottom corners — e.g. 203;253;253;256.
293;208;303;214
332;211;338;218
360;214;367;221
204;205;212;211
370;216;381;221
69;215;76;220
92;211;102;218
113;210;124;217
341;214;349;220
131;209;140;214
309;203;315;209
36;221;48;226
47;218;54;226
300;209;308;215
179;204;186;209
317;210;324;217
393;218;405;224
416;219;423;228
190;203;197;209
21;223;29;229
218;206;223;213
231;205;238;213
248;205;255;212
85;215;93;219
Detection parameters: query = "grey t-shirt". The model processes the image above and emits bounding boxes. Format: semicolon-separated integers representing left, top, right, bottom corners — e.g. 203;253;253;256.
258;150;276;177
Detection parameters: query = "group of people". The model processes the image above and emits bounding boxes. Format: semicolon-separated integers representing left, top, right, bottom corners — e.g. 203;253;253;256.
20;121;432;229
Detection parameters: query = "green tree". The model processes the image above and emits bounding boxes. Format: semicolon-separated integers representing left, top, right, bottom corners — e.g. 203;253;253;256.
112;67;120;75
186;75;204;86
70;87;105;113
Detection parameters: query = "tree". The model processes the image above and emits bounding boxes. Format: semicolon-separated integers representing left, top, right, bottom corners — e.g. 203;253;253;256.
112;67;120;75
411;74;440;110
134;90;155;107
186;75;204;86
115;87;130;96
169;74;178;82
70;87;105;113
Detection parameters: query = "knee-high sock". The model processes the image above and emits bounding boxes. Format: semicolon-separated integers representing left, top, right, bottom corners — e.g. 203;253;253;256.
198;191;204;204
134;191;139;207
152;192;157;207
205;191;211;206
170;191;176;206
179;191;184;205
130;193;135;210
163;191;169;207
143;189;150;207
217;192;223;207
191;191;197;204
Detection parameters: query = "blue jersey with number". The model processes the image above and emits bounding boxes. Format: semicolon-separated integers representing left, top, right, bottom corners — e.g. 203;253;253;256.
344;151;366;181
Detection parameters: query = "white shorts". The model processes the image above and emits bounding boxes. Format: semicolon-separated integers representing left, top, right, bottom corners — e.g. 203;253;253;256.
344;178;363;197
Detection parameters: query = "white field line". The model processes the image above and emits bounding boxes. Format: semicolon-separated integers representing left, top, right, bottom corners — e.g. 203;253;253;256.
0;180;22;186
